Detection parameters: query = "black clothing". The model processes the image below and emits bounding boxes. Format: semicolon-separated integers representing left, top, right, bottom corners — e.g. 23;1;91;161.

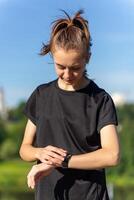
24;79;118;200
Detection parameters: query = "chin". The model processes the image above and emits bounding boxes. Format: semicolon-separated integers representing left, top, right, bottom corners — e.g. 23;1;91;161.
64;80;75;85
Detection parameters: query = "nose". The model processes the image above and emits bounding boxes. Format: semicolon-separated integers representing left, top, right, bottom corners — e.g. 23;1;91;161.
64;68;72;79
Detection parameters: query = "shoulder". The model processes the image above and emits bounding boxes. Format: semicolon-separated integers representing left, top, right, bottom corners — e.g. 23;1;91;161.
26;80;57;101
89;80;108;96
35;79;57;96
89;80;114;105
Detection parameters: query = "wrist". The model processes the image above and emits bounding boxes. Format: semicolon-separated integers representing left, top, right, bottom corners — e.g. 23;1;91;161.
35;148;42;160
61;153;72;168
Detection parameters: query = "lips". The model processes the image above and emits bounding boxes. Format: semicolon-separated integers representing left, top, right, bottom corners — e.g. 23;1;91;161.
60;77;75;84
64;79;74;83
63;78;74;81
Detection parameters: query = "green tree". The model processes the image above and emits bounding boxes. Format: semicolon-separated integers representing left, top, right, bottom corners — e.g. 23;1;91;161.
0;139;17;160
8;101;26;122
108;103;134;177
0;101;27;160
0;120;7;144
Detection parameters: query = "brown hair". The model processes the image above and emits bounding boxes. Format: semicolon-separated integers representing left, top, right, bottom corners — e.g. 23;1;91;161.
40;9;92;60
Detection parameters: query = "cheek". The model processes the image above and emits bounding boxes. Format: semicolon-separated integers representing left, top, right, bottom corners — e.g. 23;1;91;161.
76;69;85;77
55;68;63;77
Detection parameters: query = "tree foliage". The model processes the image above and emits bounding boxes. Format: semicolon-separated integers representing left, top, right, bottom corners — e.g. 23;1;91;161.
107;104;134;177
0;102;134;178
0;120;7;144
8;101;26;121
0;101;26;160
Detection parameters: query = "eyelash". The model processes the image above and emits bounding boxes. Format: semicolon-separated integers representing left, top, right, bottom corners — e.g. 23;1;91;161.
57;65;80;71
72;68;80;71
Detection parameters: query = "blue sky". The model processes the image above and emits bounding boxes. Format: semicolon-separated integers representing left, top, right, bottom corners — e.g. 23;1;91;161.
0;0;134;107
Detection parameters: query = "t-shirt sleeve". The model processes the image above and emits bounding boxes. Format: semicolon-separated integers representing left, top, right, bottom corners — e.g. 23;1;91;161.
97;93;118;132
24;88;38;125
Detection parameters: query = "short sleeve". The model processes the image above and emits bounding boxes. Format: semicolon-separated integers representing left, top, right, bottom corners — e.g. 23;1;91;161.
97;93;118;132
24;88;38;125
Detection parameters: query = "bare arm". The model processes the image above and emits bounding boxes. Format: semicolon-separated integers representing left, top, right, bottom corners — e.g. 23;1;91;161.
26;124;120;189
19;119;67;165
68;124;120;170
27;163;54;189
19;119;38;161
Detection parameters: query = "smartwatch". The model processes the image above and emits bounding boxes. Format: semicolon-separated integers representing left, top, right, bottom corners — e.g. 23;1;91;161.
62;153;72;168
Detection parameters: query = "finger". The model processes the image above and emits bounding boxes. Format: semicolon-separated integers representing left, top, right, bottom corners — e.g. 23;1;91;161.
46;146;67;156
27;166;37;189
27;170;33;188
27;174;33;189
39;151;65;164
40;158;53;165
27;163;54;188
31;173;35;189
45;150;65;161
38;153;53;163
48;157;64;166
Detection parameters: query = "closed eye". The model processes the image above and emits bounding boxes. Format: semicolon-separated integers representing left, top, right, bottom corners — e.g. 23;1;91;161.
57;64;66;69
71;67;81;71
56;63;81;71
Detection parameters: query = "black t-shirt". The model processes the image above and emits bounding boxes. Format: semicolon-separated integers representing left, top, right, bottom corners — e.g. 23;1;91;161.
24;79;118;200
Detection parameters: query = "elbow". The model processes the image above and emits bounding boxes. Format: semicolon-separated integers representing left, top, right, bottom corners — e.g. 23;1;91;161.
19;146;24;160
19;144;36;162
19;145;27;161
110;151;120;166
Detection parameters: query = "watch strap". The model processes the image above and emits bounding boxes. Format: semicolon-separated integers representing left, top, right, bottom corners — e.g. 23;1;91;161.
62;153;72;168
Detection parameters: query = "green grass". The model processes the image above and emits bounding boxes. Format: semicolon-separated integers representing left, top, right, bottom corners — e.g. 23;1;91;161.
0;159;35;192
0;159;134;193
107;175;134;188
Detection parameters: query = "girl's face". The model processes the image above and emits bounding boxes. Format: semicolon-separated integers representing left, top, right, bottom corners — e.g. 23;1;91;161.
53;48;88;88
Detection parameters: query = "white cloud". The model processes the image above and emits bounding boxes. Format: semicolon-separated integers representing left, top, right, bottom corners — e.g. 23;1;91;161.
93;67;134;103
111;93;126;106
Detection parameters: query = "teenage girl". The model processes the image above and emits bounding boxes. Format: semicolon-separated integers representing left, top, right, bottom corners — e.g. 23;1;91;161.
20;10;120;200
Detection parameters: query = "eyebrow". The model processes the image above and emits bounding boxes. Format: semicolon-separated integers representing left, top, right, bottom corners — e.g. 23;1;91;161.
56;63;79;68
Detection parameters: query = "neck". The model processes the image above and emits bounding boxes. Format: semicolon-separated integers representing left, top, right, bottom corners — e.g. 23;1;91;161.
58;77;90;91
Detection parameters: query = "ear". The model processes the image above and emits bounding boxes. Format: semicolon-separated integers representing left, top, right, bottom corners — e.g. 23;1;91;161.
86;52;91;64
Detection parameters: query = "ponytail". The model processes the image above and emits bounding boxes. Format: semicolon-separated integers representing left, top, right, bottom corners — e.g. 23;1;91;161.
40;10;92;57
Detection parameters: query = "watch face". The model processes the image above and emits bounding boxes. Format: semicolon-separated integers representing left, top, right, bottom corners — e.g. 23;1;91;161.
62;153;72;168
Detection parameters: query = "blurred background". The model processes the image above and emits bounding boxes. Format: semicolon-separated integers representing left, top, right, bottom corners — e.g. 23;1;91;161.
0;0;134;199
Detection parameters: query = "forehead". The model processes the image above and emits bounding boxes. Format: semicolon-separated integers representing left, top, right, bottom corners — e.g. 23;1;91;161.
52;48;85;66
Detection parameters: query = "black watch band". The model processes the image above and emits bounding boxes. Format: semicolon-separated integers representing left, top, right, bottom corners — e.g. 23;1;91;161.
62;153;72;168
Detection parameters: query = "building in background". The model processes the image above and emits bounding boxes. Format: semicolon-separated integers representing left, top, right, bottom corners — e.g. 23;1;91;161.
0;87;7;119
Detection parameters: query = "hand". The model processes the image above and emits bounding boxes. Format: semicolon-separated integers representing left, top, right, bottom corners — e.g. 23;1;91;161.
27;163;54;189
35;145;67;167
